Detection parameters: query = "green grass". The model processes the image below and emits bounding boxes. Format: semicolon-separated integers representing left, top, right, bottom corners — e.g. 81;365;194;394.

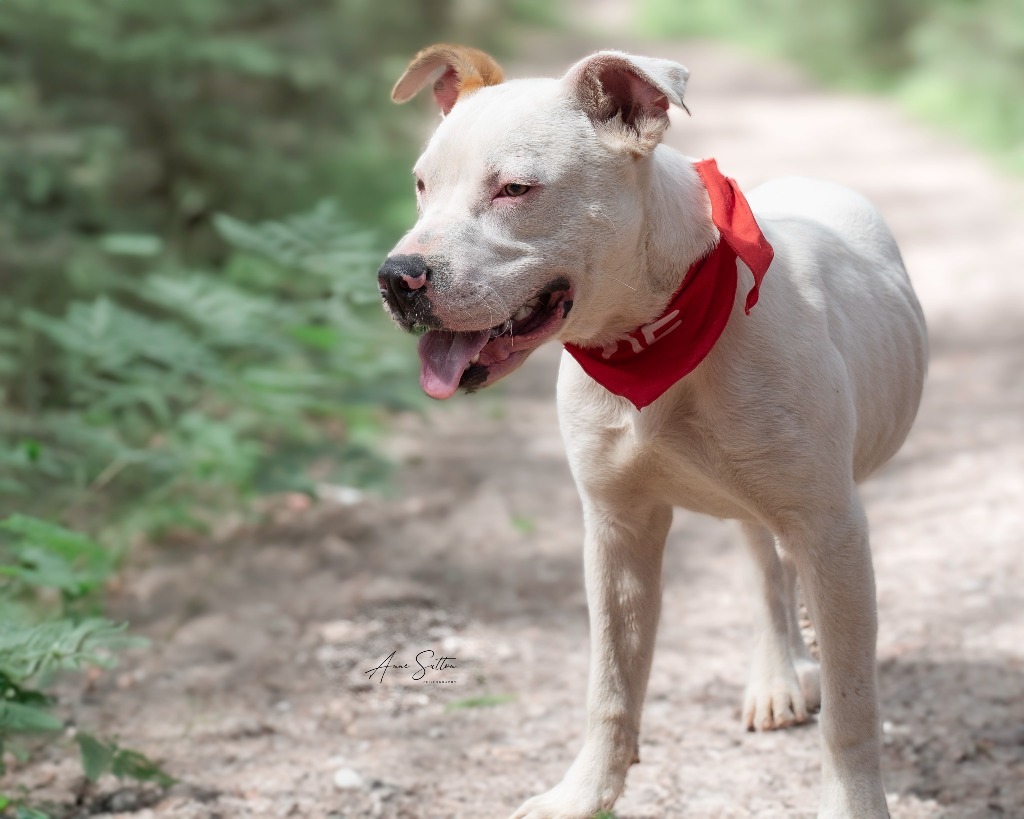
511;515;537;535
445;694;518;712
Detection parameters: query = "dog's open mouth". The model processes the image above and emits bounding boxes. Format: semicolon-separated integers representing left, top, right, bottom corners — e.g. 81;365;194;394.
417;278;573;399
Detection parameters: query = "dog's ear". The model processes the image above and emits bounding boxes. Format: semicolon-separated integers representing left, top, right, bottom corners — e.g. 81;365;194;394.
392;44;505;115
564;51;690;155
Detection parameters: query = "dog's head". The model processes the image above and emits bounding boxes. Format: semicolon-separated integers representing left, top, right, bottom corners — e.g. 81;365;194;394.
378;44;692;399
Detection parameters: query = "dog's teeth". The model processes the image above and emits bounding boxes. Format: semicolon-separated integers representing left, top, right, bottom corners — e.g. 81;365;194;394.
470;354;480;364
514;305;532;321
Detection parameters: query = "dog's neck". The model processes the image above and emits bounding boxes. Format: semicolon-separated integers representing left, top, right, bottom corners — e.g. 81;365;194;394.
564;155;775;409
645;149;720;292
571;149;719;347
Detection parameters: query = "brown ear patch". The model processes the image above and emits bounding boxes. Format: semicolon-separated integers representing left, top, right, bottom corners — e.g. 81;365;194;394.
392;44;504;115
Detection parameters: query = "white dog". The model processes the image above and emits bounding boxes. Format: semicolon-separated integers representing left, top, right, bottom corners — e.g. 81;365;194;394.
378;44;927;819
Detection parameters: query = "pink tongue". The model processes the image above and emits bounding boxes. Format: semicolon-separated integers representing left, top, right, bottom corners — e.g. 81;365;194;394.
417;329;491;399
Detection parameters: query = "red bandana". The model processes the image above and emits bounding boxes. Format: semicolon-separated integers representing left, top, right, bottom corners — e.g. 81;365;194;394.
564;159;774;410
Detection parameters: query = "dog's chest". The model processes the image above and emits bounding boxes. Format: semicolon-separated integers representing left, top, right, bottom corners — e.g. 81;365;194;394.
567;405;755;521
648;431;755;520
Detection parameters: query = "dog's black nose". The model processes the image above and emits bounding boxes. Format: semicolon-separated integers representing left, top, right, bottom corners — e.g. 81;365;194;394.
378;255;431;320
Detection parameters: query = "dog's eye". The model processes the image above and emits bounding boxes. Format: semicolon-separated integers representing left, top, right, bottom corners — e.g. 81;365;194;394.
416;178;426;195
501;183;531;198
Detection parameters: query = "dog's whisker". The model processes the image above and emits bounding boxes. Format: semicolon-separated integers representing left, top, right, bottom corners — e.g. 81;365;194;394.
608;274;637;292
472;289;506;335
478;282;513;323
476;282;520;350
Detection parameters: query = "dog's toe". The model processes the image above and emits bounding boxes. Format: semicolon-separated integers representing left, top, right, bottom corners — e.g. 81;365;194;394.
511;790;600;819
743;676;811;731
511;777;621;819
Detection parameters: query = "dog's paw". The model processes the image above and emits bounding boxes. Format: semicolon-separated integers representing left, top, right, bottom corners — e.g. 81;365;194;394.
510;782;612;819
511;736;633;818
795;656;821;714
743;669;811;731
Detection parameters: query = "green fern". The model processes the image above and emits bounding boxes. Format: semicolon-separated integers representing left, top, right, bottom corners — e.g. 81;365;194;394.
0;619;137;681
75;733;176;788
0;516;165;795
1;198;413;529
214;200;379;279
0;515;116;598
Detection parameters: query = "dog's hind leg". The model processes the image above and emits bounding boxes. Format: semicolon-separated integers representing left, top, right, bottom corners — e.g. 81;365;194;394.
784;497;889;818
780;542;822;713
740;521;819;731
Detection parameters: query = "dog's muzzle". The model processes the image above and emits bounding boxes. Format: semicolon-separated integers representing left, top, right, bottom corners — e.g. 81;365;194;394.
377;254;434;328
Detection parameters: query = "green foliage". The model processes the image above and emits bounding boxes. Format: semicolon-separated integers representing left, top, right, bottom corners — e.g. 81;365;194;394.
0;0;555;537
445;694;517;712
899;0;1024;169
0;0;562;537
76;733;176;788
0;2;558;813
638;0;1024;171
0;201;419;536
511;515;537;535
0;699;62;738
0;0;540;293
0;514;131;775
1;804;49;819
0;516;169;809
0;516;117;598
0;619;136;683
0;0;438;278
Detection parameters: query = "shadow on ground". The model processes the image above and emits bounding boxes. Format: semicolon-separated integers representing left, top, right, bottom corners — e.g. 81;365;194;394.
880;656;1024;816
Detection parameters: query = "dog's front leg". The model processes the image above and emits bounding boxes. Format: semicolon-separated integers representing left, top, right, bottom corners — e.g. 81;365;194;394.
512;500;673;819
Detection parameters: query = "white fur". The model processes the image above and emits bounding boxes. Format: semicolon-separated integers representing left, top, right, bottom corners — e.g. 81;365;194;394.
390;50;927;819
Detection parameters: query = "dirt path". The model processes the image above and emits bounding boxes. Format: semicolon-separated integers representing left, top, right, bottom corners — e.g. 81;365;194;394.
13;27;1024;819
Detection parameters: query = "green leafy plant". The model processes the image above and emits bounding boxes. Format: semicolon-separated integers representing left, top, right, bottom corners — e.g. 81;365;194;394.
511;515;537;535
445;694;518;712
0;2;558;814
0;516;117;600
75;734;176;788
1;200;417;538
0;799;49;819
0;0;555;539
0;516;172;815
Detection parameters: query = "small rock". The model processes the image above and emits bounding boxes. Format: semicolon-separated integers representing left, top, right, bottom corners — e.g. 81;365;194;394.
317;484;364;506
318;619;369;643
368;779;401;802
106;789;143;812
333;767;364;791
